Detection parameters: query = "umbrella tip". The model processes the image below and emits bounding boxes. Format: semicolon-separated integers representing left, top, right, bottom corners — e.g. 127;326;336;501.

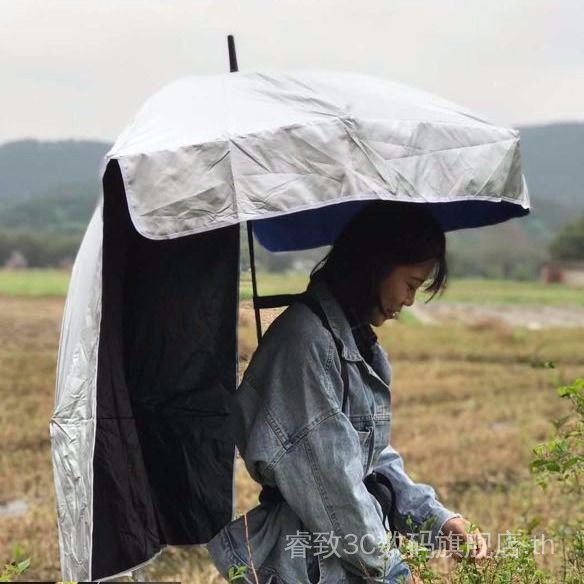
227;35;238;73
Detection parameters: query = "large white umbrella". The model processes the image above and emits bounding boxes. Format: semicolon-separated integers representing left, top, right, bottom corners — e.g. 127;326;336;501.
51;67;530;581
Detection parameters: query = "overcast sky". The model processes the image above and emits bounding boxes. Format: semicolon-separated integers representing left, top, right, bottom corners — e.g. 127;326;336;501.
1;0;582;144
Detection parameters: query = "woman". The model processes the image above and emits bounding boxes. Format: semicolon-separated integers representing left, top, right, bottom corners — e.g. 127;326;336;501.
208;201;487;583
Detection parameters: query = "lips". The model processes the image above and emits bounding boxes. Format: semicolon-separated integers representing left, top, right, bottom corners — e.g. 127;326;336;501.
383;307;400;319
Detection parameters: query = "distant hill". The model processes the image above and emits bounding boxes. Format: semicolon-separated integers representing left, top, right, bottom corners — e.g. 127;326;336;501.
0;139;110;202
446;123;584;277
0;125;582;274
517;123;584;239
520;123;584;207
0;180;100;233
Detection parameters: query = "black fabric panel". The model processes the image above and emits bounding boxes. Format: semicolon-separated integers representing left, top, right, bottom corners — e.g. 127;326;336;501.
123;204;238;545
92;160;238;579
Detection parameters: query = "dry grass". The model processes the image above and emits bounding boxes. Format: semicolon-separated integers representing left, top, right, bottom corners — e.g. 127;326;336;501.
0;296;582;581
0;297;63;580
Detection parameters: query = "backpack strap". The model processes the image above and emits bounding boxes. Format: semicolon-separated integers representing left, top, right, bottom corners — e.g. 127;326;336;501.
295;294;349;413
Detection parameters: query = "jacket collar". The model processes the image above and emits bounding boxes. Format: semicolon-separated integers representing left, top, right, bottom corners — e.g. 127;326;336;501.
305;278;363;362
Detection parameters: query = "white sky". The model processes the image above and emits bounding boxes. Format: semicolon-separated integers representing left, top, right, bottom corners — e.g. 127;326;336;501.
1;0;583;143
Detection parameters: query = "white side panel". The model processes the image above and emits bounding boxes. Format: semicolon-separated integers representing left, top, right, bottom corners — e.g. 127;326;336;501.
50;204;103;581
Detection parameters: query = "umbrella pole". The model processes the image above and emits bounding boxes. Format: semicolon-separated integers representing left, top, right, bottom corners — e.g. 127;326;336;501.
247;221;263;341
227;34;238;73
227;34;263;342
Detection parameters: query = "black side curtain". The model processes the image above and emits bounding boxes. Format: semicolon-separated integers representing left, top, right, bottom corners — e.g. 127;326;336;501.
92;160;239;579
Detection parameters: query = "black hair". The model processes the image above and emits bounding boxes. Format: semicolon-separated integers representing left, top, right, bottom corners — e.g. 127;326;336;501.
310;200;448;318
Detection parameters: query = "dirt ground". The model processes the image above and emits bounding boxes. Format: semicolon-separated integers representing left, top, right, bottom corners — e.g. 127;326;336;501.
1;295;583;582
412;302;584;329
241;297;584;332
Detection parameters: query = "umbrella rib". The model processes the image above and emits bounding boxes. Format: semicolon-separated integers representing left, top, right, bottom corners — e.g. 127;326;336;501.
229;139;272;173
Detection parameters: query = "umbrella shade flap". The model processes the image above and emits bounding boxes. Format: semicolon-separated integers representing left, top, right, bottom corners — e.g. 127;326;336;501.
91;161;238;580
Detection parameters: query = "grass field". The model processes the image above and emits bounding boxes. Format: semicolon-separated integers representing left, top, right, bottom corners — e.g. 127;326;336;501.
0;269;70;297
437;277;584;307
0;297;584;584
3;268;582;308
0;286;583;582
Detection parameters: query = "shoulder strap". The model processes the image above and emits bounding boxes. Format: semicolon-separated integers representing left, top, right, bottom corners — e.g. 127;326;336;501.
296;294;349;414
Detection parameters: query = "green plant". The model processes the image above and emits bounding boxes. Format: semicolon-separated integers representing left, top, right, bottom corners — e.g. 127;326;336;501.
400;538;441;583
530;377;584;583
531;378;583;491
398;515;441;583
0;545;31;582
396;514;552;583
227;564;248;582
453;528;549;584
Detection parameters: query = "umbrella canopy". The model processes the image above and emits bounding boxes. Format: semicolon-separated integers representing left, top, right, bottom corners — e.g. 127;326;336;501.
107;70;528;248
51;70;530;581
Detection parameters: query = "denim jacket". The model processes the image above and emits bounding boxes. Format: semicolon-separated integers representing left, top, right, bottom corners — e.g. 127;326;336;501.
207;278;459;583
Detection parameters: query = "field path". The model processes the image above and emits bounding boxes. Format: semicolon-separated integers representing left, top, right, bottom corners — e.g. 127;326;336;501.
412;302;584;329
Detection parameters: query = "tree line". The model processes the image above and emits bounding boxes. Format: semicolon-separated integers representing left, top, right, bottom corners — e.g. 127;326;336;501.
1;212;583;275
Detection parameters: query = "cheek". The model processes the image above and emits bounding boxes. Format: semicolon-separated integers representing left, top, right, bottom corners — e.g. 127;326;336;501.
379;282;396;306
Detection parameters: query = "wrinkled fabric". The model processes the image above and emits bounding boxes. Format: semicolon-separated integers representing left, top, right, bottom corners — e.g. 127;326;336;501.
208;279;459;583
50;205;103;581
106;71;529;242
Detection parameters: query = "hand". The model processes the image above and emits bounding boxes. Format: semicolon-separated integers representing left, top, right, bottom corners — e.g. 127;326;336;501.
440;517;488;561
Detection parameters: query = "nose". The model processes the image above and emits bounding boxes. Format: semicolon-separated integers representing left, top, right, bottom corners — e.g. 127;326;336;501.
404;292;415;307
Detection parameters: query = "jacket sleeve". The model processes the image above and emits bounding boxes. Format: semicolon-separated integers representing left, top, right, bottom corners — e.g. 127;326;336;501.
372;445;461;549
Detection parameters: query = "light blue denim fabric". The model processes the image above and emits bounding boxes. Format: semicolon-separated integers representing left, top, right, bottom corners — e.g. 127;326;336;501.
207;278;459;583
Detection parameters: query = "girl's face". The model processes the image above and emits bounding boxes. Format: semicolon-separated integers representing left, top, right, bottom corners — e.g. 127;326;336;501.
369;259;436;326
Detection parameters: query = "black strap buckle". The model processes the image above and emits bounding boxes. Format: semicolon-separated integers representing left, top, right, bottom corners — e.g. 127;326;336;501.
364;470;398;535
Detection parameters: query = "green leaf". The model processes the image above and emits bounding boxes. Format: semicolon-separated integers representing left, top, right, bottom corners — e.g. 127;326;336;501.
15;558;30;574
